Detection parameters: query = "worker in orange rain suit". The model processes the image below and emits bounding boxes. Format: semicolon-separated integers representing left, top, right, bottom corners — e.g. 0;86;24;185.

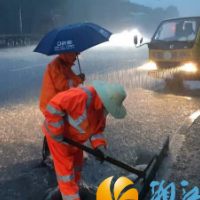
40;53;85;163
42;80;127;200
39;53;85;114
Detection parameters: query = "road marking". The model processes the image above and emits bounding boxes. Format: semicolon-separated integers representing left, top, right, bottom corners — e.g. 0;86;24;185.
11;63;46;72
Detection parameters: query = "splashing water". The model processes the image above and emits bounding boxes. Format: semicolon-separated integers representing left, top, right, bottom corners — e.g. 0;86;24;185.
2;46;200;200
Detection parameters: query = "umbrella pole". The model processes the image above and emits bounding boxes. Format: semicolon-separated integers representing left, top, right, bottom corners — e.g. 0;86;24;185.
76;53;82;74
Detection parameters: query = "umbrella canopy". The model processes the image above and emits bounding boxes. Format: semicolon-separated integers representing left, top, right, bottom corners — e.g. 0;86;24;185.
34;23;112;55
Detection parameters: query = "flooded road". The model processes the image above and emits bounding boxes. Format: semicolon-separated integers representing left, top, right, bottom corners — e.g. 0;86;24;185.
1;45;200;199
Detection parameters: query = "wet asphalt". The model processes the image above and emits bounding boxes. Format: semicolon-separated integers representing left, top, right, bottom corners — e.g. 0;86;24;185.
0;45;200;200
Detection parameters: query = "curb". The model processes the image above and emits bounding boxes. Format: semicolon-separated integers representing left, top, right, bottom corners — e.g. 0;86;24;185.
156;110;200;183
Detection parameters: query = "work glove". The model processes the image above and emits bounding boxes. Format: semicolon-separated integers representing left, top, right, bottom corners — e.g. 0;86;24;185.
78;73;86;82
95;145;107;164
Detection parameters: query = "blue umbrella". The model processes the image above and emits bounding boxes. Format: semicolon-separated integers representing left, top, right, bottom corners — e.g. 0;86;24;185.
34;23;112;72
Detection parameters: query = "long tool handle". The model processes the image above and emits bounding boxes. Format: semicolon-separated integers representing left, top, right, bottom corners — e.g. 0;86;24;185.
63;137;146;178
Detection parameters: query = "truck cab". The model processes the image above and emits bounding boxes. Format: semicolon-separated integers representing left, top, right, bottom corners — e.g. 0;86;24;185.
136;17;200;81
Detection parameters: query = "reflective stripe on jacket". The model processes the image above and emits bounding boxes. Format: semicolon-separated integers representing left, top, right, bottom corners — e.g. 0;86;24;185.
42;86;107;149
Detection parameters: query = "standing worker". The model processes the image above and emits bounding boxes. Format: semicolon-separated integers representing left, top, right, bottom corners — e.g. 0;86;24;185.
40;53;85;163
40;53;85;114
42;80;127;200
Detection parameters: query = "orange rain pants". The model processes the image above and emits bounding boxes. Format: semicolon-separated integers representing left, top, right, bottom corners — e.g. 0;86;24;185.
42;86;107;200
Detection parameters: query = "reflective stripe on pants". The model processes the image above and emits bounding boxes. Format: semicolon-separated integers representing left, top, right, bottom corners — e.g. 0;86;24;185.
62;192;80;200
45;135;83;200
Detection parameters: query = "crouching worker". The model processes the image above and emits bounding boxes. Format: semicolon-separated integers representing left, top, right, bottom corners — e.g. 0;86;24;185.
42;80;127;200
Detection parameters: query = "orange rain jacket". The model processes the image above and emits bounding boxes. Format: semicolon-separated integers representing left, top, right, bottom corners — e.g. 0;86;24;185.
43;86;107;149
39;54;83;115
42;86;107;200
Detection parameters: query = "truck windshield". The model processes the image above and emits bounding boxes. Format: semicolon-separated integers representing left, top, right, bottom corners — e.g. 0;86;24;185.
153;18;200;42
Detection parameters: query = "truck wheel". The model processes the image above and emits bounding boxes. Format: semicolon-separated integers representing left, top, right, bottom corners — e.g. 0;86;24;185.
7;38;14;47
23;37;31;46
165;77;184;93
15;38;23;46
